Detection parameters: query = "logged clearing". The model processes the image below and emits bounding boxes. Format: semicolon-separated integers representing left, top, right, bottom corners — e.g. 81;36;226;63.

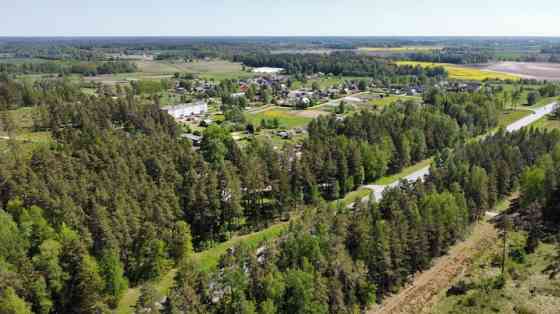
368;218;499;314
396;61;520;81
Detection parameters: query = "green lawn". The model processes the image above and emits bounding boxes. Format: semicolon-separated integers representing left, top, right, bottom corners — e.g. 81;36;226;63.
532;96;559;108
533;116;560;130
332;188;372;209
245;107;313;129
374;159;432;185
367;95;422;107
497;109;533;128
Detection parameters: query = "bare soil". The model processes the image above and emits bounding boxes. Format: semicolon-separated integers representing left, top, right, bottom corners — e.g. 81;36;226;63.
368;220;499;314
479;62;560;81
295;109;329;118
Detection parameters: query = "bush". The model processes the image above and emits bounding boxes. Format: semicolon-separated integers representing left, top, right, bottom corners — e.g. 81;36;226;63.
447;280;472;296
493;274;506;289
510;247;527;264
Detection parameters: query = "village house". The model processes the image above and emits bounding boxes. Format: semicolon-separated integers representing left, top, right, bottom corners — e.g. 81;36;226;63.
162;101;208;119
181;133;202;146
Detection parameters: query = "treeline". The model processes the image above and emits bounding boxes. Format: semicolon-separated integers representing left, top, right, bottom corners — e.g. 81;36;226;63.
0;75;83;110
518;140;560;225
0;60;137;76
160;128;560;314
235;52;447;78
402;47;494;64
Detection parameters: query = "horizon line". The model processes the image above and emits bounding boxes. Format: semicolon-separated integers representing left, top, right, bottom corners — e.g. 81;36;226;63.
1;35;560;38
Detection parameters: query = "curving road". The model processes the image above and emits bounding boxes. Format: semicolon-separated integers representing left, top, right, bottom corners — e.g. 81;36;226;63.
506;102;558;132
357;102;558;205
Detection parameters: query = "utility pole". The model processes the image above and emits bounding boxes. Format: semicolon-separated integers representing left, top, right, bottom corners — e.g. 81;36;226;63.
502;216;513;276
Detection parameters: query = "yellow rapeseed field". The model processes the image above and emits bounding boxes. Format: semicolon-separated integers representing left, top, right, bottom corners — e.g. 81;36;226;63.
396;61;520;81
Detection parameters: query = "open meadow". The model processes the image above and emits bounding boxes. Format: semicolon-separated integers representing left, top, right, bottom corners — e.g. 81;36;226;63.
244;106;321;129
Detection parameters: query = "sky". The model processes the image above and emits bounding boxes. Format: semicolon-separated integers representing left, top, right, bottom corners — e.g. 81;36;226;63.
1;0;559;37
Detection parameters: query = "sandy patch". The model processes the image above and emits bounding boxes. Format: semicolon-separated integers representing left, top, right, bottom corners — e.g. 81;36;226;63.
295;110;329;118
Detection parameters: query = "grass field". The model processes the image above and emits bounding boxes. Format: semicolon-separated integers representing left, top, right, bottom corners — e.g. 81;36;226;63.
367;95;422;107
533;116;560;130
497;109;533;128
374;158;432;185
245;107;314;129
135;60;253;80
334;188;372;208
533;96;559;109
0;107;52;154
396;61;521;81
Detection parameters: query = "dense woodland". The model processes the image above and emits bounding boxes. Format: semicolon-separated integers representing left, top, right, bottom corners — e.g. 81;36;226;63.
234;52;447;79
1;36;560;313
0;61;138;76
401;47;494;64
160;128;560;314
0;73;524;313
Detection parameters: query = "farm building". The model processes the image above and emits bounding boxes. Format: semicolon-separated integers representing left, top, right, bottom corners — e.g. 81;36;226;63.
163;101;208;118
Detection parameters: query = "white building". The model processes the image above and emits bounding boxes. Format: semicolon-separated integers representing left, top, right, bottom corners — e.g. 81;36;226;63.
163;101;208;118
252;67;284;74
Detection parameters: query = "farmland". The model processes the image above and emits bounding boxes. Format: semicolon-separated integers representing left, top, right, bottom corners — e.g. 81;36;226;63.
135;59;253;80
358;46;442;52
396;61;521;81
481;62;560;81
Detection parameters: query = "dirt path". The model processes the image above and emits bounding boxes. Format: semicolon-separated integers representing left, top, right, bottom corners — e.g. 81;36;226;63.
368;218;499;314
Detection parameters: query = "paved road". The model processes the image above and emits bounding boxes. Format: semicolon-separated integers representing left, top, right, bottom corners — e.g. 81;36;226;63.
356;102;558;205
361;166;430;202
506;102;558;132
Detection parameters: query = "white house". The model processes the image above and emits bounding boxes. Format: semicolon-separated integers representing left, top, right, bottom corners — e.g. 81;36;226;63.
162;101;208;118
